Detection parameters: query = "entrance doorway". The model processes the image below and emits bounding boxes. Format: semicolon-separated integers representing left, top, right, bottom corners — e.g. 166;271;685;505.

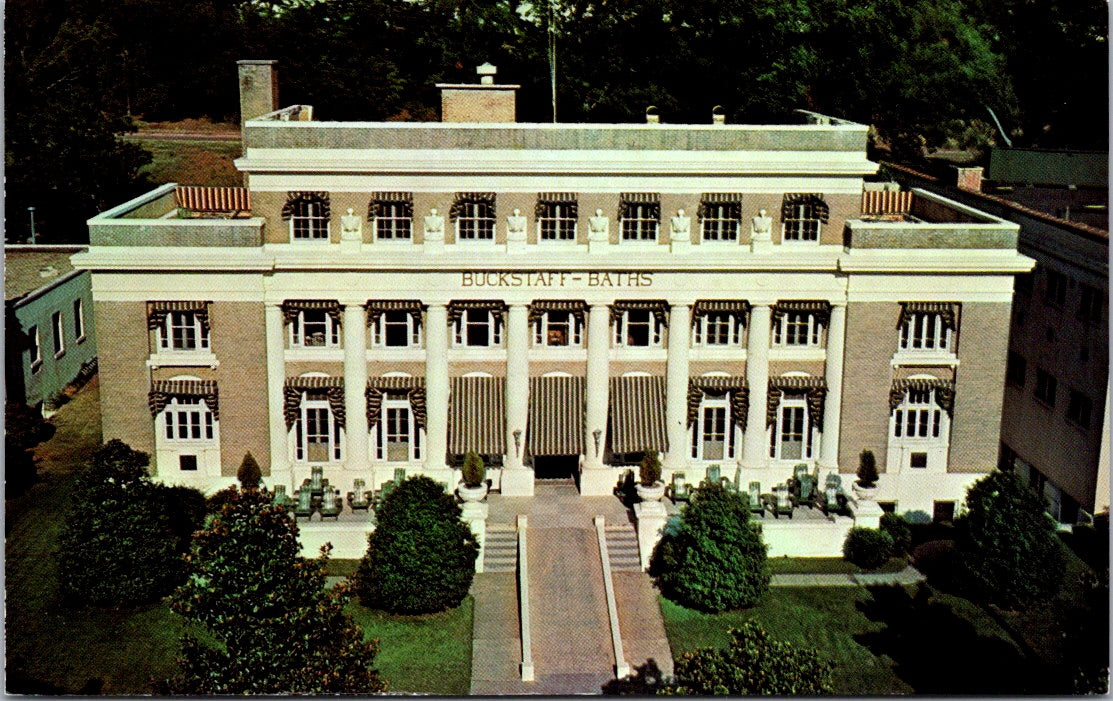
533;454;579;480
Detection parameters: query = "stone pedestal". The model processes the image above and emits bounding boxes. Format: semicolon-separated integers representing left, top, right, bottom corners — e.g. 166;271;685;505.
580;467;618;496
853;499;885;529
461;502;490;573
633;501;669;570
340;207;362;254
424;209;445;254
501;468;535;496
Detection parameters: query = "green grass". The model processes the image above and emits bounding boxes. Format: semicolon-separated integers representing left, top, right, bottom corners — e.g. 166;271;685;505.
768;556;907;574
134;138;243;187
348;598;474;695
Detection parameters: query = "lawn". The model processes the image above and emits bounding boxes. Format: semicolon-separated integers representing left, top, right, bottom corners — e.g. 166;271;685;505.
6;378;473;695
133;138;243;187
767;555;906;575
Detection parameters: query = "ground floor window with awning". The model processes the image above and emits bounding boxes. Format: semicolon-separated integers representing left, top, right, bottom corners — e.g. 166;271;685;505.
284;376;345;463
367;376;426;462
608;375;667;463
448;375;506;465
687;376;748;461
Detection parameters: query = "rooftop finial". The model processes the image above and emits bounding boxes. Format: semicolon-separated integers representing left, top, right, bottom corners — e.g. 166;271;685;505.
477;62;497;85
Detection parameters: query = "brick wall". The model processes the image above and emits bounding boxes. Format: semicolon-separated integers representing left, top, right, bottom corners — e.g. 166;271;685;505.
211;302;270;476
838;301;899;472
95;301;154;457
950;302;1011;474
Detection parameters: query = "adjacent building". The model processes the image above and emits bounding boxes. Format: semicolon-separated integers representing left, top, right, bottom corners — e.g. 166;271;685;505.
73;62;1032;522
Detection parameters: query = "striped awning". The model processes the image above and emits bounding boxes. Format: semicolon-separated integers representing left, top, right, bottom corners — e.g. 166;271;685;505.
175;186;251;213
448;300;507;325
283;376;345;429
281;191;330;220
780;193;830;223
449;192;496;220
448;376;506;455
535;193;578;219
772;299;831;327
889;378;956;416
692;300;750;322
147;300;211;331
528;299;587;325
610;300;669;327
686;376;748;430
366;376;426;428
365;300;425;328
897;302;960;331
527;376;585;456
368;192;414;220
608;375;668;454
862;190;913;216
697;193;743;220
618;193;661;220
281;299;341;325
148;380;218;418
766;376;827;430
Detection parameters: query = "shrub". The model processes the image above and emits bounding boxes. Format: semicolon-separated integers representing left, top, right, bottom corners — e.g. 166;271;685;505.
5;401;56;496
58;440;186;606
665;621;834;695
236;452;262;489
880;512;912;556
843;527;893;570
166;488;385;694
857;449;879;488
953;471;1064;610
461;450;486;487
206;485;239;512
639;451;662;486
354;476;479;614
652;483;770;612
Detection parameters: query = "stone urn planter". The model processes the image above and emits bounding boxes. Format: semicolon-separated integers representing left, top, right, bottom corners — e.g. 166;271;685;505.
852;481;878;501
457;481;489;503
636;481;666;502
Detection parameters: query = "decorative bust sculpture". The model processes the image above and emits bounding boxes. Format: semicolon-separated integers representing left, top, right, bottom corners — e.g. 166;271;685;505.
670;208;691;242
506;207;527;242
424;207;445;241
752;208;772;239
588;208;609;242
340;207;361;240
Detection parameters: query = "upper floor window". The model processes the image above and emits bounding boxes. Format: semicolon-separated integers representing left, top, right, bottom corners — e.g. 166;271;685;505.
162;396;216;442
619;193;660;242
1044;269;1068;308
51;311;65;357
693;313;744;346
1067;390;1093;429
369;192;414;241
73;300;86;342
897;303;958;354
1078;284;1103;325
451;304;504;347
291;310;340;348
780;193;828;242
28;325;42;372
536;194;578;242
372;311;422;348
159;311;210;352
450;192;496;241
282;191;330;241
614;310;664;347
533;311;583;347
1034;368;1057;406
773;313;822;346
699;195;742;242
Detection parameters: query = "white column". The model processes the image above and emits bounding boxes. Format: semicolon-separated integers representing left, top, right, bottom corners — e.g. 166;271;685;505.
425;304;450;472
265;303;290;481
583;304;611;472
503;305;534;495
664;303;691;469
343;304;369;470
819;303;846;470
741;303;772;470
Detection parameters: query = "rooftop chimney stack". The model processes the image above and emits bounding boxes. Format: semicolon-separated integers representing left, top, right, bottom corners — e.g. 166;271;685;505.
437;63;519;122
237;60;279;126
956;166;984;193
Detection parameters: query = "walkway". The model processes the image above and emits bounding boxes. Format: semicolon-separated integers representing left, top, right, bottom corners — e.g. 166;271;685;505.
770;565;925;587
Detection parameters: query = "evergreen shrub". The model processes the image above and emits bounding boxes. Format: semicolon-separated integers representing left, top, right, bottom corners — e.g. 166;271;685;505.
639;451;662;486
880;512;912;556
856;449;879;488
461;450;486;487
236;452;262;489
843;527;894;570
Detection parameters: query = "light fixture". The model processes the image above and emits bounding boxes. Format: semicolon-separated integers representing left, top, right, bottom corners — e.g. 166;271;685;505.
593;429;602;456
513;429;522;457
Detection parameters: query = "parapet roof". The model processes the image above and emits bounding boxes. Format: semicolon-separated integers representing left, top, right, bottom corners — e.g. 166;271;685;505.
4;246;87;302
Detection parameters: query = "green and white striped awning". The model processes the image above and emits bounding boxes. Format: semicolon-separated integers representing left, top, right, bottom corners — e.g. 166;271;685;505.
527;376;585;456
147;300;211;331
448;376;506;455
148;379;219;418
608;375;668;454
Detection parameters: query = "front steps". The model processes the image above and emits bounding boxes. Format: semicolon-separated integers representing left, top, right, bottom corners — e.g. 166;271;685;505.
484;523;518;572
604;522;643;571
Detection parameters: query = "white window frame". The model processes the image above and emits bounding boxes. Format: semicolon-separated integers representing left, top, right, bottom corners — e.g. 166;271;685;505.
700;204;740;242
51;310;65;357
772;312;823;347
782;203;822;242
690;394;738;461
28;325;42;372
374;397;424;462
537;202;577;242
372;202;413;241
159;396;217;443
769;396;816;461
692;313;744;346
289;310;341;349
533;311;583;347
453;309;503;347
372;311;423;348
898;313;953;353
73;299;86;342
620;204;659;242
888;388;950;471
292;394;344;463
613;310;663;348
455;200;496;241
158;311;211;352
289;199;330;242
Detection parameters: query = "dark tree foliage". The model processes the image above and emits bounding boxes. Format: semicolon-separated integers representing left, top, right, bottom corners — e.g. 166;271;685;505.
354;475;479;614
880;511;912;556
236;451;262;489
5;401;56;496
843;526;894;570
166;487;386;695
663;621;834;695
652;483;770;612
954;471;1065;610
57;440;189;606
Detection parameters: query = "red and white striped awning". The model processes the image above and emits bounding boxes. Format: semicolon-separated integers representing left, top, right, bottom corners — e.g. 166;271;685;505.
175;186;251;213
448;376;506;455
608;375;668;454
527;376;584;456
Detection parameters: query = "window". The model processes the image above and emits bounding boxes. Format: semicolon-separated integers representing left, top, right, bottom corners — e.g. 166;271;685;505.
28;325;42;372
1006;351;1026;387
621;204;659;241
455;197;496;241
692;313;744;346
1044;269;1067;308
537;201;577;241
770;399;814;460
889;386;950;471
910;452;928;468
372;311;422;348
613;310;663;347
1067;390;1093;428
162;397;215;441
50;311;65;357
533;311;582;347
772;313;823;346
293;394;343;462
290;310;341;348
783;203;822;241
893;389;943;440
1079;284;1103;324
454;309;502;347
376;396;423;461
179;455;198;471
700;203;741;241
372;201;412;240
1034;368;1057;406
690;397;737;461
158;311;211;352
932;501;955;523
285;194;330;241
899;313;952;352
73;300;85;342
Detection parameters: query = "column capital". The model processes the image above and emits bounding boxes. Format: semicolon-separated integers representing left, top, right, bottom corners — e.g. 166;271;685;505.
424;299;451;309
668;299;697;308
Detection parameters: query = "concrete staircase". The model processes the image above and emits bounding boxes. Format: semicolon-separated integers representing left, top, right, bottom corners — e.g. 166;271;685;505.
604;522;643;571
483;523;518;573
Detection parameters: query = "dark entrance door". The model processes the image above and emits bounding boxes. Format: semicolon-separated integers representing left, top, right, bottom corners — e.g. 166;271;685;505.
533;455;579;480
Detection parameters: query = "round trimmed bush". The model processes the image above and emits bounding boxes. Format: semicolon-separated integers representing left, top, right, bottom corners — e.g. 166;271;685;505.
843;526;893;570
880;512;912;556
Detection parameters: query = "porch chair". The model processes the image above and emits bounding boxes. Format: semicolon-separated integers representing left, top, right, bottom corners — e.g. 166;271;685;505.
293;487;315;520
722;466;743;494
667;472;692;503
273;484;294;510
302;466;326;496
702;464;722;487
319;487;342;520
773;483;794;519
347;478;372;511
747;481;765;517
796;467;817;508
824;473;849;514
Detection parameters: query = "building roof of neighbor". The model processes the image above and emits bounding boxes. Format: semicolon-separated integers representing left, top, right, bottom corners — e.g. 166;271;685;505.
5;246;87;303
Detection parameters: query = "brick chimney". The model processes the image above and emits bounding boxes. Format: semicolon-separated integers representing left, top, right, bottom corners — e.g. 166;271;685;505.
436;63;519;122
237;60;279;125
956;166;984;193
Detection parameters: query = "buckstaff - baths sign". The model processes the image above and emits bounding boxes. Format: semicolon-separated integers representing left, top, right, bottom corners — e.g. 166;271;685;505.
461;271;654;287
